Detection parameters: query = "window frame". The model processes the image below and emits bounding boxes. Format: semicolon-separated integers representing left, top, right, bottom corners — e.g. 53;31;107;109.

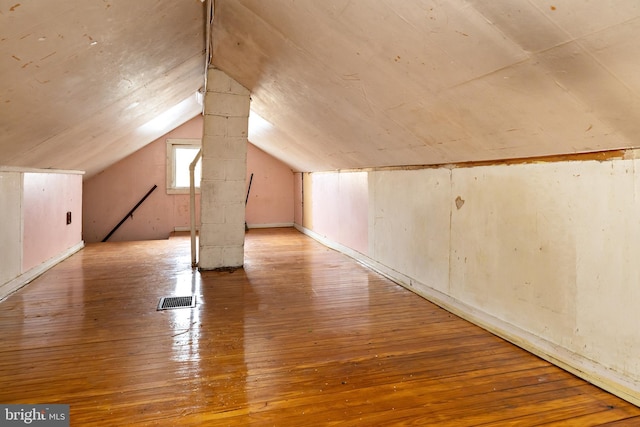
166;138;202;195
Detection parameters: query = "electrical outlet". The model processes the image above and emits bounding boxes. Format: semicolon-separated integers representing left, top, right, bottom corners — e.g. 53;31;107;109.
66;211;72;225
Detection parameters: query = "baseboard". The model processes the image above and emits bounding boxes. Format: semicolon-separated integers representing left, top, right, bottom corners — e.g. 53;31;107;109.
247;222;294;229
294;224;640;407
175;224;294;232
174;226;199;232
0;241;85;302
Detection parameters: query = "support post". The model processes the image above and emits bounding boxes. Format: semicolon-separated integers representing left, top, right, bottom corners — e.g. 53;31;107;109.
198;68;250;270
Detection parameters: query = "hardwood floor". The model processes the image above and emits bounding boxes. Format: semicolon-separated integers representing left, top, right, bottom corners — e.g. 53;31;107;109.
1;227;638;426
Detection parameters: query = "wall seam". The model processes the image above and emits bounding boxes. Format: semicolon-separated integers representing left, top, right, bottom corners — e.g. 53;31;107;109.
447;168;453;295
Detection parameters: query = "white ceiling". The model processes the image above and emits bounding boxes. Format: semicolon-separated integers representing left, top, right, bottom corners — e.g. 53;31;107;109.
0;0;205;177
2;1;640;177
214;0;640;171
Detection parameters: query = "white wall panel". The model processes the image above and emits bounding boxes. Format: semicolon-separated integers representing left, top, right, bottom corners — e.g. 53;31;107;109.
0;172;22;286
448;159;640;392
450;163;579;340
571;159;640;377
370;168;451;294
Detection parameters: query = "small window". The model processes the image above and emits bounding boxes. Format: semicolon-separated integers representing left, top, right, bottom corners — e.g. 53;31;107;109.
166;139;202;194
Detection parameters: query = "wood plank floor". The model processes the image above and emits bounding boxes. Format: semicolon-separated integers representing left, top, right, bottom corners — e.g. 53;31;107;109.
1;227;638;426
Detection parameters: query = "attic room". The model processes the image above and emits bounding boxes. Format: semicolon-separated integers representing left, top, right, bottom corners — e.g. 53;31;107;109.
2;0;640;424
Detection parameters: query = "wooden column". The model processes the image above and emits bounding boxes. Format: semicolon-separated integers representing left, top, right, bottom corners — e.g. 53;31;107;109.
199;68;250;270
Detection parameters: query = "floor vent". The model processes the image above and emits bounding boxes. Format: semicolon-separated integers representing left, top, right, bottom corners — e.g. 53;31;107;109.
157;296;196;310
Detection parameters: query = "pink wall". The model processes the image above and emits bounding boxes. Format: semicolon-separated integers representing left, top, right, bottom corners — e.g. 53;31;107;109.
83;116;203;243
83;115;295;242
23;172;83;271
246;144;294;227
337;172;368;253
294;172;303;226
303;172;368;255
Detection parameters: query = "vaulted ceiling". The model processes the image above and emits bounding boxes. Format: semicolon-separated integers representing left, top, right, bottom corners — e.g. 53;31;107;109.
1;0;205;177
217;0;640;171
2;1;640;177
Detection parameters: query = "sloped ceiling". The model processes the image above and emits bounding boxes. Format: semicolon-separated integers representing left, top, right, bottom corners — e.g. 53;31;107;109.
0;0;205;177
2;1;640;177
212;0;640;172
